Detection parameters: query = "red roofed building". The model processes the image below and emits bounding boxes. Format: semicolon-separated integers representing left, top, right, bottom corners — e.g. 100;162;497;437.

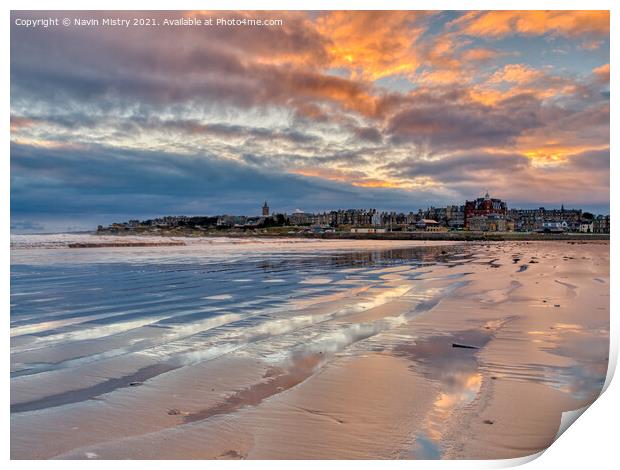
464;192;508;229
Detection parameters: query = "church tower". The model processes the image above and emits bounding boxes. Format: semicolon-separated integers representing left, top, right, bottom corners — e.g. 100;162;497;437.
262;201;270;216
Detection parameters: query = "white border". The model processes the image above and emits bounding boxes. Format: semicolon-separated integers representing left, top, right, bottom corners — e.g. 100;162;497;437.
3;1;616;468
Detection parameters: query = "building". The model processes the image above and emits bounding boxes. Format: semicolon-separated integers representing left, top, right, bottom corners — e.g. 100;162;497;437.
510;205;582;232
289;212;316;226
262;201;270;216
537;221;567;233
421;207;447;224
467;214;507;232
416;219;443;231
446;205;465;229
464;192;507;229
593;215;610;234
350;228;387;233
216;215;235;227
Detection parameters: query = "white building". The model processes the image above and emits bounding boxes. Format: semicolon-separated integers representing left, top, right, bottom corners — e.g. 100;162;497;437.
539;221;568;233
350;228;387;233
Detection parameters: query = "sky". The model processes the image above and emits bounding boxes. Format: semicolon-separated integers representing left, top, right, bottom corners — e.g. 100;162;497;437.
10;10;610;232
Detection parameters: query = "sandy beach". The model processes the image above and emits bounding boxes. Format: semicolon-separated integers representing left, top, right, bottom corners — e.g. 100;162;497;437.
10;236;609;459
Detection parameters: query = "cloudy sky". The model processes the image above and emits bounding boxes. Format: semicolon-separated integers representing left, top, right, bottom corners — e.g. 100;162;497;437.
11;10;609;232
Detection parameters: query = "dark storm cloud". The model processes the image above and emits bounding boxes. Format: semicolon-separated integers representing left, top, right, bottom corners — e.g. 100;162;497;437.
351;126;384;143
238;147;373;170
113;117;323;145
10;143;335;212
386;91;542;151
10;143;447;217
11;12;375;119
381;152;531;183
555;148;610;172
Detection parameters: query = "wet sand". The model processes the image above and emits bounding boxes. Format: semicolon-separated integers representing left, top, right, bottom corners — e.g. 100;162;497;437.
10;238;609;459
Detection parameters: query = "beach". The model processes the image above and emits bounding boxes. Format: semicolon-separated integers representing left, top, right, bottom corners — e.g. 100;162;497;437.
10;236;609;459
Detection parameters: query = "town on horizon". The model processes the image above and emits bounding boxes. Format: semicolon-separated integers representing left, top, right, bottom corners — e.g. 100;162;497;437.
100;192;611;235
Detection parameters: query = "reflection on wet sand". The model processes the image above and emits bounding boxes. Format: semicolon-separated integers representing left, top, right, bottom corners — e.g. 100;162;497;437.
10;238;609;459
11;362;177;413
394;327;496;458
183;281;469;425
183;353;326;423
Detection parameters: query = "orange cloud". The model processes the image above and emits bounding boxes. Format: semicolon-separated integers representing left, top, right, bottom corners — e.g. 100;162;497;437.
473;64;579;104
415;68;469;85
290;167;363;183
351;180;409;189
351;177;438;189
461;47;500;63
452;10;609;38
291;166;434;190
316;11;432;80
283;69;380;117
593;63;610;83
488;64;544;84
522;147;585;165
